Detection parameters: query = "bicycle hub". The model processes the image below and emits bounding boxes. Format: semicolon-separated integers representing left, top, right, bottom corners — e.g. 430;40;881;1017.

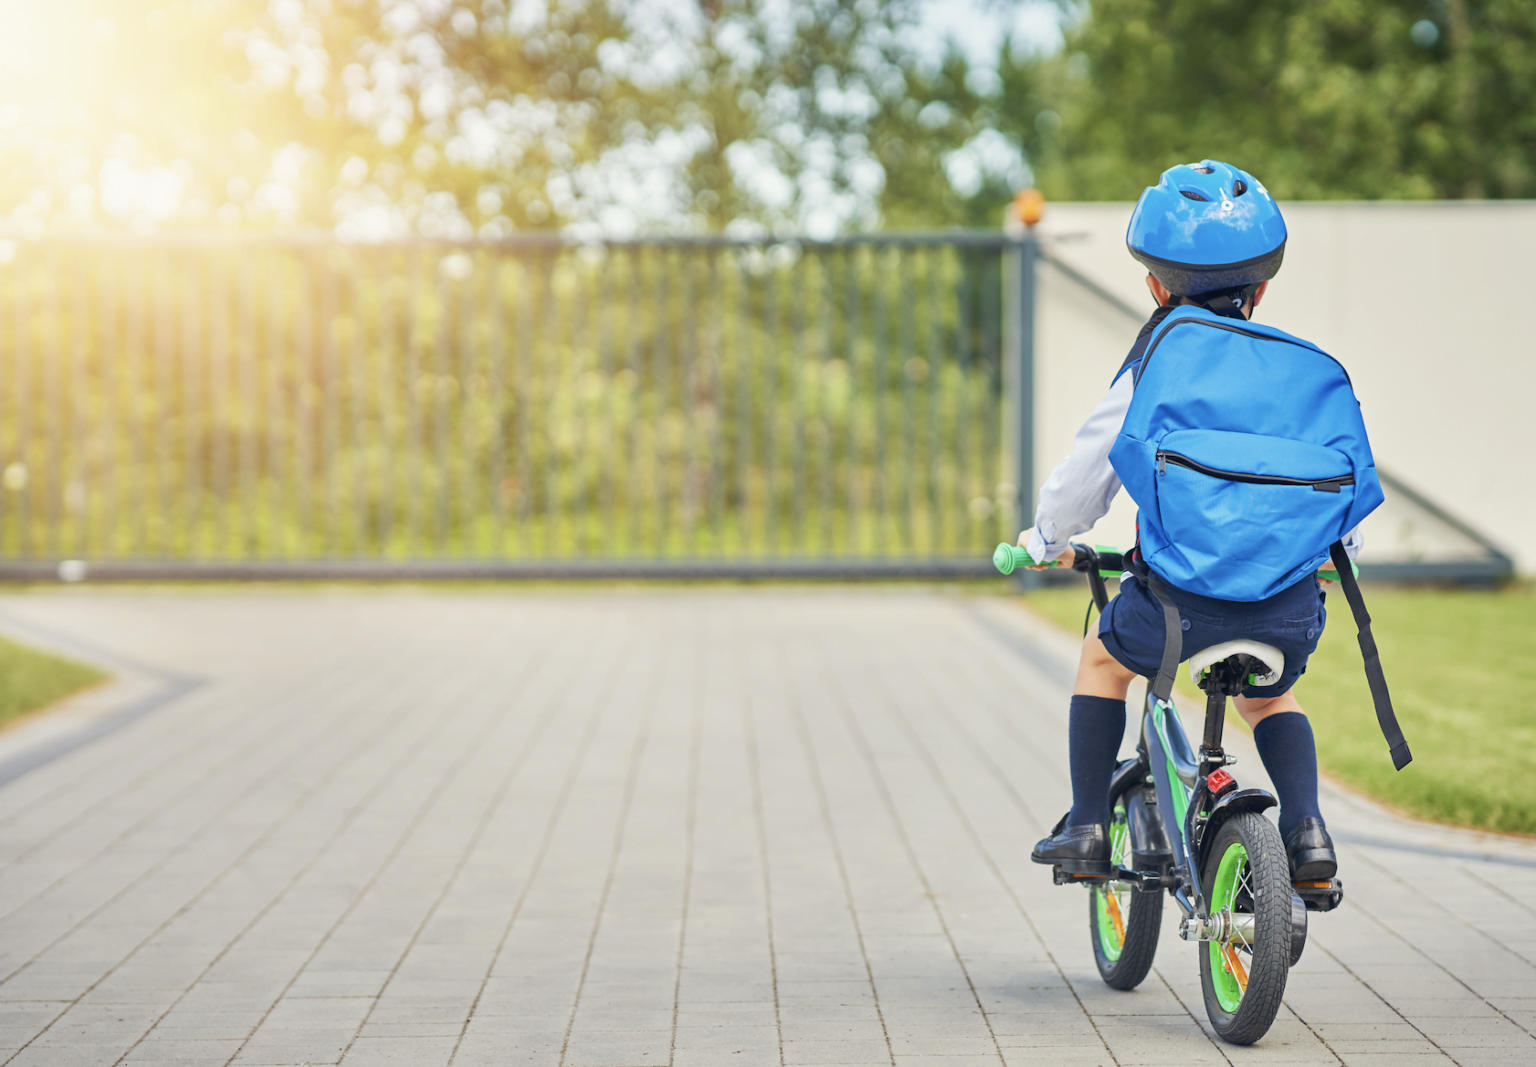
1180;911;1255;947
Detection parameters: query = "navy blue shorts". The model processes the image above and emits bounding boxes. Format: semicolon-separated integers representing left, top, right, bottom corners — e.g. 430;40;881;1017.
1098;572;1327;699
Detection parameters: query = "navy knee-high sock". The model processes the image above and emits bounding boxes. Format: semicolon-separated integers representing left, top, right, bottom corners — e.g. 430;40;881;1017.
1252;711;1323;838
1066;695;1126;827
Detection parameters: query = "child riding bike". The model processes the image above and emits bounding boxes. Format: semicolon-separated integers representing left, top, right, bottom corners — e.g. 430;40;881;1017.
1025;160;1386;885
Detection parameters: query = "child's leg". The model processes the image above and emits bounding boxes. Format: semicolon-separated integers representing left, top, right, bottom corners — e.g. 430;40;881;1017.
1031;631;1140;868
1066;631;1138;827
1234;692;1322;837
1236;691;1336;879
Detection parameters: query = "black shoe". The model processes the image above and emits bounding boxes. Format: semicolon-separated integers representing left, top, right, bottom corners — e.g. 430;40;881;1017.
1031;813;1111;876
1284;817;1338;881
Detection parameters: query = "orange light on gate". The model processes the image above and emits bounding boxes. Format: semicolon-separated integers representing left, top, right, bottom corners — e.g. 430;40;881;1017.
1013;188;1046;228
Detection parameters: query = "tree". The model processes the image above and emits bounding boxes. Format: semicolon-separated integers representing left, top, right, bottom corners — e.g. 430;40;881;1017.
0;0;680;236
0;0;997;236
1005;0;1536;202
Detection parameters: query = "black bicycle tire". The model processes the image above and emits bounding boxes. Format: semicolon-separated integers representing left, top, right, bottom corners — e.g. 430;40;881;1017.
1198;811;1291;1044
1089;803;1163;990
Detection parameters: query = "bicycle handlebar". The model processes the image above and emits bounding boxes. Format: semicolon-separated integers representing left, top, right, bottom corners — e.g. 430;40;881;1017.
995;541;1356;609
992;542;1127;578
993;541;1129;613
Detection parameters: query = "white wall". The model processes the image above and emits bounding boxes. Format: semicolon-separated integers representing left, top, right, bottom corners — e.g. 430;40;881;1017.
1026;201;1536;573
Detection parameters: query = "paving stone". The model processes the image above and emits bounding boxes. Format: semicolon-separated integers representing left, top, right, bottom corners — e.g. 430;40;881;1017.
338;1034;458;1065
354;1020;465;1038
670;1022;779;1048
231;1046;345;1066
781;1038;894;1063
673;1048;781;1067
561;1030;673;1066
0;589;1531;1067
1000;1049;1116;1067
449;1045;560;1067
780;1018;888;1042
122;1036;246;1060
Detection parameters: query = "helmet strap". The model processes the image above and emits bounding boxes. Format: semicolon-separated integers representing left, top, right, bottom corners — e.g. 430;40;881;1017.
1178;282;1261;320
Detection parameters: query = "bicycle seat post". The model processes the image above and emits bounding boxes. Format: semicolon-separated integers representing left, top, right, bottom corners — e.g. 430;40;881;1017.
1196;653;1279;772
1200;683;1228;773
1195;656;1258;774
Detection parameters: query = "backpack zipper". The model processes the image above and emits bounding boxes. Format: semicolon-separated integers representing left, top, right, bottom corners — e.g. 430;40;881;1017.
1157;450;1354;493
1136;314;1354;387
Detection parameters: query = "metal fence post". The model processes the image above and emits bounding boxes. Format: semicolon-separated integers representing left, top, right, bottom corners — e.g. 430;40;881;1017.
1003;232;1037;583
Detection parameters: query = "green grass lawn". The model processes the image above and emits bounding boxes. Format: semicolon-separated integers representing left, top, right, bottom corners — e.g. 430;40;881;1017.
0;636;108;731
1019;581;1536;835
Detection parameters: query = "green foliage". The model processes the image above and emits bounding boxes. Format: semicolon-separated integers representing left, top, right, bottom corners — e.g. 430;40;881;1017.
1008;0;1536;201
662;0;943;230
12;1;1530;237
1023;582;1536;835
1300;583;1536;834
0;0;1001;234
0;240;1012;561
0;636;106;729
874;49;1006;229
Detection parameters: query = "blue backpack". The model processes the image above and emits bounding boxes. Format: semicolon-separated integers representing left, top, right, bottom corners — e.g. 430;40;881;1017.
1108;305;1385;603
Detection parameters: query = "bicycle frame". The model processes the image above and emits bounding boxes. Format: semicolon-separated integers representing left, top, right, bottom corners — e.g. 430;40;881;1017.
1142;693;1199;907
1133;687;1281;919
1064;544;1281;921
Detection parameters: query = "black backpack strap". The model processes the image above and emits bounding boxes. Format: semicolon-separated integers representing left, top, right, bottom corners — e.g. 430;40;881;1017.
1115;304;1177;386
1145;574;1183;704
1329;541;1412;770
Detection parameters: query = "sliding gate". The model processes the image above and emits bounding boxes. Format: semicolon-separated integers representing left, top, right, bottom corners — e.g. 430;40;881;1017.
0;233;1034;579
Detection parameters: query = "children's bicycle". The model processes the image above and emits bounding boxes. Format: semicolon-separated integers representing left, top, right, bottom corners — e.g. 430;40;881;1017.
994;541;1344;1045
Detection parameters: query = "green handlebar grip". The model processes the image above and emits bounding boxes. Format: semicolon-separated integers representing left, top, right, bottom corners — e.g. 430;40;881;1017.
992;543;1056;575
1317;559;1360;583
1096;545;1128;578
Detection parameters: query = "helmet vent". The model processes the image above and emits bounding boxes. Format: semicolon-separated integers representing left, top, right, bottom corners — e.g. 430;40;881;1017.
1190;165;1215;174
1232;179;1248;196
1180;189;1211;202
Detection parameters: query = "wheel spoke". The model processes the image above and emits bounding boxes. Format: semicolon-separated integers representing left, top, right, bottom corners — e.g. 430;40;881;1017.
1106;890;1126;942
1220;943;1249;993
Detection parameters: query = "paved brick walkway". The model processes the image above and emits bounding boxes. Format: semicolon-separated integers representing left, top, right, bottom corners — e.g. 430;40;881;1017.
0;588;1532;1067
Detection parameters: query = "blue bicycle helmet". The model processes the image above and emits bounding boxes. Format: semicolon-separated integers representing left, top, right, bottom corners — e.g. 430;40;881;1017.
1126;160;1286;307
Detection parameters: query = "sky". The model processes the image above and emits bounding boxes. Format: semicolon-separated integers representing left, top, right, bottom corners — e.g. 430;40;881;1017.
915;0;1066;69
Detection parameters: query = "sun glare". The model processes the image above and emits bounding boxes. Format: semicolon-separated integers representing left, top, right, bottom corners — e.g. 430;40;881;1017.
0;3;111;108
0;1;271;232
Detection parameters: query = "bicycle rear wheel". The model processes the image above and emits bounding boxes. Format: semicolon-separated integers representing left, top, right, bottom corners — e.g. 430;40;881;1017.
1090;797;1162;989
1198;811;1291;1044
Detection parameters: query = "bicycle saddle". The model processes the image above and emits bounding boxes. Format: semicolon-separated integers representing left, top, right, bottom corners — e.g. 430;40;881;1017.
1187;640;1285;688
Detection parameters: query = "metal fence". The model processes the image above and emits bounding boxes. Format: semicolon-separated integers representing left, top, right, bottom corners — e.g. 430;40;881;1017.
0;233;1032;579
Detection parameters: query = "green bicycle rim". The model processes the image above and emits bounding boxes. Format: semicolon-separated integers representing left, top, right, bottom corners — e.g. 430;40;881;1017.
1209;841;1249;1013
1094;807;1130;961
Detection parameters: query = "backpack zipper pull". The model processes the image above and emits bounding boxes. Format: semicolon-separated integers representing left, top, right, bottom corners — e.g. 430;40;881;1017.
1158;452;1167;475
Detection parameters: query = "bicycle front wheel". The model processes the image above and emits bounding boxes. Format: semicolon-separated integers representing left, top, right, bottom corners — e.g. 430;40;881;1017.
1198;811;1291;1044
1089;797;1162;990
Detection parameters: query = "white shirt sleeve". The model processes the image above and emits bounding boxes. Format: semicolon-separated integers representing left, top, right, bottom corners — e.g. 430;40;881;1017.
1025;371;1134;563
1342;525;1364;561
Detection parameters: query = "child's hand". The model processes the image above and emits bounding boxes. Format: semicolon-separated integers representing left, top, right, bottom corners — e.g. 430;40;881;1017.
1016;531;1074;570
1038;544;1075;570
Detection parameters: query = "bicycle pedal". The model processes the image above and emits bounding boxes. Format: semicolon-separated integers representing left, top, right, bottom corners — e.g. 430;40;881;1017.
1052;866;1111;886
1293;877;1344;912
